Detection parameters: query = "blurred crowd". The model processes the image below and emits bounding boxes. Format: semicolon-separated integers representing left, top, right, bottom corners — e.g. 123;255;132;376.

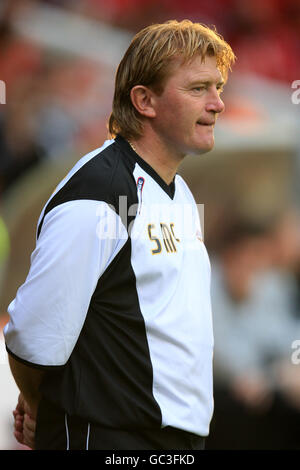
46;0;300;82
206;209;300;449
0;0;115;198
1;0;300;195
0;0;300;450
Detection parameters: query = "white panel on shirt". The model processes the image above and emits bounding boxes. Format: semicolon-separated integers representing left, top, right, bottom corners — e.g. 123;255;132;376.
4;200;128;366
131;163;214;437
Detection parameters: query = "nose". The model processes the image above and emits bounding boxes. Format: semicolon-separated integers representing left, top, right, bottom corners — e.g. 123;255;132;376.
205;89;225;115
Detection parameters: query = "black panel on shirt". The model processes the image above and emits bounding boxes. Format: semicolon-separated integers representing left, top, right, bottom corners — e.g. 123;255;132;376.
37;140;138;238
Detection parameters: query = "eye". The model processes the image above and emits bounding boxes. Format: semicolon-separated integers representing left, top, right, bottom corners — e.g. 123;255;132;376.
217;85;224;94
192;86;205;92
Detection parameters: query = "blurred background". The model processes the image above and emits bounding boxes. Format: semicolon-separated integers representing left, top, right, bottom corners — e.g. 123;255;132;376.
0;0;300;450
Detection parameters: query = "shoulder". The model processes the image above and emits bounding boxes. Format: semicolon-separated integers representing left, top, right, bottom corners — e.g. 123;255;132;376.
37;140;137;236
46;140;136;208
59;140;131;201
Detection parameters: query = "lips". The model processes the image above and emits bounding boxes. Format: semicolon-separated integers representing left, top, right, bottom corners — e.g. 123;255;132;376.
197;121;215;126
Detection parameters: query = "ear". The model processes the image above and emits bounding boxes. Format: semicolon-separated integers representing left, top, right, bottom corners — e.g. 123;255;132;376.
130;85;156;118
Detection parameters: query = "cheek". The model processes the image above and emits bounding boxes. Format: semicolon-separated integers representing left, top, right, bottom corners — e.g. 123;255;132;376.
154;93;199;138
167;103;194;131
156;101;187;132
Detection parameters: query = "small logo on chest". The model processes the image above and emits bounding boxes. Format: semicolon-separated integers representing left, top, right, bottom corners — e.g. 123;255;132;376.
147;223;180;254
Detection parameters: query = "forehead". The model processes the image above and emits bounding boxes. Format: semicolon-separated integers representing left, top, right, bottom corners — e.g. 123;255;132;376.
167;54;223;84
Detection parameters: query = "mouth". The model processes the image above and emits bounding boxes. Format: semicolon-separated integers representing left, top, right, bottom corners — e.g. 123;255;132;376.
196;121;215;127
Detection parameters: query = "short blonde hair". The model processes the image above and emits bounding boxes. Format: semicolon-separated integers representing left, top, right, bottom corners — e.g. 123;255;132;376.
108;19;235;140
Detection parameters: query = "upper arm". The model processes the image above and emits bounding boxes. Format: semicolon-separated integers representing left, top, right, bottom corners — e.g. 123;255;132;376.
4;199;128;368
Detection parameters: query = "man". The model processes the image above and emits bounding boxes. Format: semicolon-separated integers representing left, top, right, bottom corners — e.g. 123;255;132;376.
4;19;235;450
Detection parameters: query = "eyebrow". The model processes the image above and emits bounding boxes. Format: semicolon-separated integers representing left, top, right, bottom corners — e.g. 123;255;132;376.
190;79;225;87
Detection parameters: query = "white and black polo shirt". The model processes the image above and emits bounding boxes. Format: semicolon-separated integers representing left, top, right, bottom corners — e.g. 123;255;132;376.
4;135;214;437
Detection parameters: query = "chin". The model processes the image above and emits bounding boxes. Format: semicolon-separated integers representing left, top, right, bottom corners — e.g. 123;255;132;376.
189;141;214;156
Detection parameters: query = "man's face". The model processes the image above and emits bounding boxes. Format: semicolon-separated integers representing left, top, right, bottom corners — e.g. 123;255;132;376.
151;54;225;157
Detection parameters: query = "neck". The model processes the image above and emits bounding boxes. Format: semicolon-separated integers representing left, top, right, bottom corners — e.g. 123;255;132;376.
128;131;183;185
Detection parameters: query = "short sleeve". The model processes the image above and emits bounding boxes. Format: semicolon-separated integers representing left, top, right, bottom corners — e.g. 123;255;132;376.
4;199;128;368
